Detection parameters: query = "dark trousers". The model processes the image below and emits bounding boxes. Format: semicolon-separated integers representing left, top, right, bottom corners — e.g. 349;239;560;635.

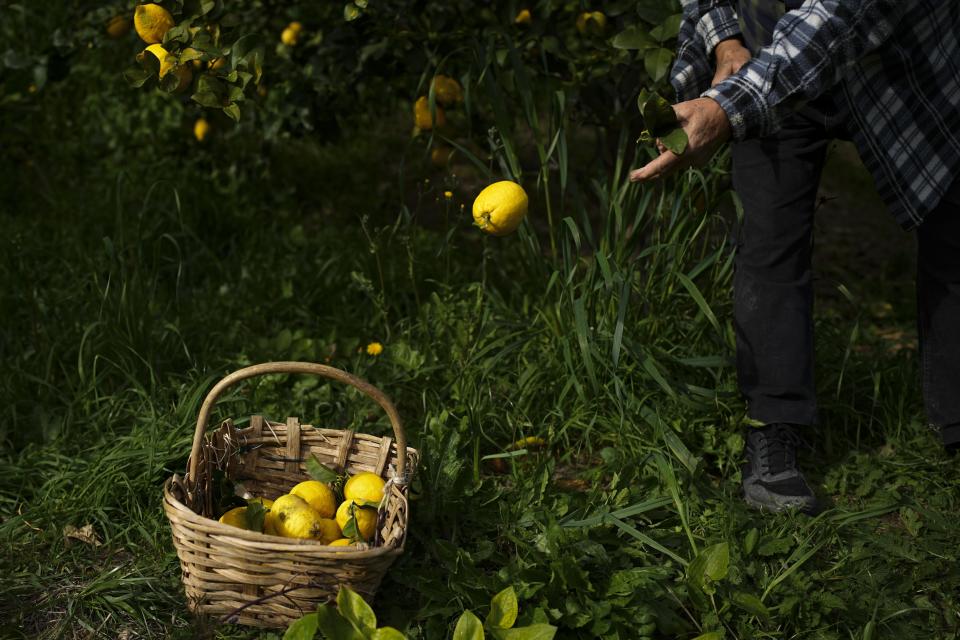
731;105;960;439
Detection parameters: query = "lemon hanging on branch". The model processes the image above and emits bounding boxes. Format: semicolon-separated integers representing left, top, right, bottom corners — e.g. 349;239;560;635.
139;44;193;93
134;4;174;44
472;181;529;236
414;96;446;131
106;15;131;39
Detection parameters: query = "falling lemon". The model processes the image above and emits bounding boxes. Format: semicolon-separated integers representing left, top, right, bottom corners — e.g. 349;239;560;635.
414;96;446;130
134;4;175;44
193;118;210;142
344;472;386;506
472;181;529;236
290;480;337;518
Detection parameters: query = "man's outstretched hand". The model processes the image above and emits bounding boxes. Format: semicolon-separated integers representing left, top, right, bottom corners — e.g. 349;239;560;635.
629;97;732;183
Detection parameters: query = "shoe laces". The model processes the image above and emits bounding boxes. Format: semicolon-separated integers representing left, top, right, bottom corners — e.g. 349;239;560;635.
751;425;803;476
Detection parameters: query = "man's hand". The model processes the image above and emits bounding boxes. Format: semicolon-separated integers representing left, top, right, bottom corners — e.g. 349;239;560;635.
712;38;751;86
629;97;731;182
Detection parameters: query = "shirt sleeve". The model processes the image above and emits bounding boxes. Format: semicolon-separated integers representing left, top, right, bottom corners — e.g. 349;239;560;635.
671;1;743;101
703;0;905;140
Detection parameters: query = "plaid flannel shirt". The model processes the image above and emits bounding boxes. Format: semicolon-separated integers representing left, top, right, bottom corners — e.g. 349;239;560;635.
671;0;960;229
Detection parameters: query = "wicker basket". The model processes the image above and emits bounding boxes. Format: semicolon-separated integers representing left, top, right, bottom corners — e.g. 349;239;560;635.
162;361;419;628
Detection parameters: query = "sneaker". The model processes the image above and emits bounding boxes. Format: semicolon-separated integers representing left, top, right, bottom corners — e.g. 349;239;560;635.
941;424;960;456
742;423;819;514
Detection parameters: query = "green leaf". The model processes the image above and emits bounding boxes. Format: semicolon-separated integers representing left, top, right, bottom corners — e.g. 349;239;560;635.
370;629;407;640
284;612;319;640
731;591;770;619
687;542;729;595
637;92;677;137
649;14;683;41
485;587;518;630
610;26;655;50
636;0;681;24
644;47;674;82
691;633;723;640
488;626;557;640
337;587;376;634
315;605;364;640
344;4;361;21
223;103;241;122
306;454;340;483
123;67;153;88
659;127;689;155
452;611;485;640
244;501;266;532
744;527;759;555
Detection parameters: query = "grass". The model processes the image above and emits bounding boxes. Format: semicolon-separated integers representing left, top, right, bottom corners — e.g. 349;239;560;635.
2;19;959;640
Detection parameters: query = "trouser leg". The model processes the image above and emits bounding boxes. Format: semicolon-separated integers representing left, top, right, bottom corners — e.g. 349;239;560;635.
731;114;832;426
916;181;960;446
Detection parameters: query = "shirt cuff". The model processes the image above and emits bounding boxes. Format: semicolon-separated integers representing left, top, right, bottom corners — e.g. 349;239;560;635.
696;7;742;58
702;66;772;141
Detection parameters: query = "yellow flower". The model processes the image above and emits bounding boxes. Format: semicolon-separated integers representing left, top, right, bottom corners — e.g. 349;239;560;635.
444;191;453;199
366;342;384;356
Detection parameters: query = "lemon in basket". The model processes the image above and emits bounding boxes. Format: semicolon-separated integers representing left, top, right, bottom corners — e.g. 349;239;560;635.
218;506;251;529
344;472;386;505
328;538;354;546
271;494;323;539
336;500;378;541
290;480;337;518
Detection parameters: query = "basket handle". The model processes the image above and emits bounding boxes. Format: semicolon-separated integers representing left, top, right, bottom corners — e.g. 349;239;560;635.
187;361;407;482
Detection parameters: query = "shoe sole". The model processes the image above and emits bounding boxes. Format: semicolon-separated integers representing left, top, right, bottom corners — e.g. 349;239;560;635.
743;482;819;515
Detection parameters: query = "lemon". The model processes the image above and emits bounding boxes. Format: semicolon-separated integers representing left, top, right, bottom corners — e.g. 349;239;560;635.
315;518;342;544
218;506;250;529
344;472;386;506
472;181;529;236
336;500;378;541
271;494;326;539
193;118;210;142
281;26;299;46
576;11;607;35
181;47;203;69
140;44;193;93
209;56;227;70
290;480;337;518
328;538;354;547
515;9;532;25
431;75;463;107
106;15;131;39
134;4;175;44
288;21;304;33
414;96;446;130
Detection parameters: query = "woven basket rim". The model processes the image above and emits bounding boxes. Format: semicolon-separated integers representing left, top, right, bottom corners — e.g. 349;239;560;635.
163;476;406;559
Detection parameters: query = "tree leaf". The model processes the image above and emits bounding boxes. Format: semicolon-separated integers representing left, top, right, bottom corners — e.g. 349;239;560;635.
452;611;485;640
635;0;681;25
306;454;340;483
283;612;319;640
691;633;724;640
610;26;655;50
223;103;241;122
488;626;558;640
644;47;674;82
485;587;518;630
658;127;688;155
371;629;407;640
337;587;377;634
244;501;266;532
